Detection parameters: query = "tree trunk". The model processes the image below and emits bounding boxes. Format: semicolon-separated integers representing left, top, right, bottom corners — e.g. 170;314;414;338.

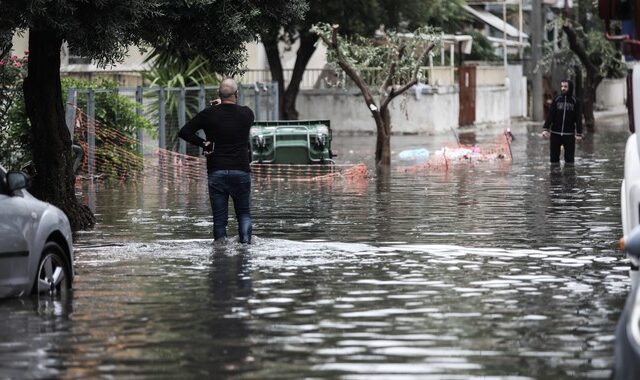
22;29;95;231
583;72;602;132
562;22;602;133
282;33;318;120
262;32;286;118
375;107;392;171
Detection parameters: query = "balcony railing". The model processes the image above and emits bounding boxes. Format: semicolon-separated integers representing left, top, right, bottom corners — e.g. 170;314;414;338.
236;66;462;89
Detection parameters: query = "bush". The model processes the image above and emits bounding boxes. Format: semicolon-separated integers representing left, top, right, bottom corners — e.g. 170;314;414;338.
0;52;29;170
62;77;156;180
0;57;155;179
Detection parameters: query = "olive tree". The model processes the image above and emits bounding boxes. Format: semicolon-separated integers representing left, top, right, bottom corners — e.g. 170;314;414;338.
0;0;306;231
312;23;440;172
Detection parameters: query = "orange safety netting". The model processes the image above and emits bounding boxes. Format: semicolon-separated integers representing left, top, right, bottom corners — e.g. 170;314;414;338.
251;163;368;181
251;163;369;194
73;108;144;181
72;106;368;185
398;132;513;173
147;148;208;182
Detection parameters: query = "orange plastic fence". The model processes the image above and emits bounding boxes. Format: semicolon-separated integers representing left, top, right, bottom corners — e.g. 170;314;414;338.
399;132;513;173
72;107;368;184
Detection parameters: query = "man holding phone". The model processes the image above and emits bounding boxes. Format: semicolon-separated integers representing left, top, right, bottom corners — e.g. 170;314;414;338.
179;78;254;244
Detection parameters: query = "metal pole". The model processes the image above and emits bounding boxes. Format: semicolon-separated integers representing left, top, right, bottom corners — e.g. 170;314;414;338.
198;85;206;111
238;84;245;106
135;86;144;155
178;87;186;154
519;0;524;60
65;88;77;141
503;1;508;69
87;89;95;180
158;87;166;150
450;44;454;68
449;44;455;87
441;32;445;66
272;81;279;120
255;84;261;121
532;0;544;121
196;85;206;154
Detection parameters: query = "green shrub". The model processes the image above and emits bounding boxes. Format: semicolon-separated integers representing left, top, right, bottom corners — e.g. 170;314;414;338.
0;60;155;179
0;52;29;170
62;77;156;180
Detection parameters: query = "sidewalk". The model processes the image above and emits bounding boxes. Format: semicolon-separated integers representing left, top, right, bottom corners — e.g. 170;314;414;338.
516;107;629;128
594;107;628;122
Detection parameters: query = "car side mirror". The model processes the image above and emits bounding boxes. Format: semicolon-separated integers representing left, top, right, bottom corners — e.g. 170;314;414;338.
6;171;30;193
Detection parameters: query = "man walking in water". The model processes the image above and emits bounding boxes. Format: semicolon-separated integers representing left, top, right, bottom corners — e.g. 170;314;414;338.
179;78;254;244
542;79;583;163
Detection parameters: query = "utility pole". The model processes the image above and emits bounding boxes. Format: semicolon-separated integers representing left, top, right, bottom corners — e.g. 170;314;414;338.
531;0;544;121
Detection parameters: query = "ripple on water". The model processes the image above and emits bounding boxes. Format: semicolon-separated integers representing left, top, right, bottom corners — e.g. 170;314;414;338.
13;132;629;379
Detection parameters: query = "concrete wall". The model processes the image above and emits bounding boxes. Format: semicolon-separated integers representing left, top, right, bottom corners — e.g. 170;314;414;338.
475;85;511;126
296;87;460;135
596;78;627;111
295;63;518;134
296;82;514;134
507;64;527;117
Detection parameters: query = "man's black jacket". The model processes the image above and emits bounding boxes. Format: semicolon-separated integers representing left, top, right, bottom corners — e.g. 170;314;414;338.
543;80;583;136
178;103;254;173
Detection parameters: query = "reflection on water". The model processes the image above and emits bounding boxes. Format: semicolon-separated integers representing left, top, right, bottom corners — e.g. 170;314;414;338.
0;123;632;379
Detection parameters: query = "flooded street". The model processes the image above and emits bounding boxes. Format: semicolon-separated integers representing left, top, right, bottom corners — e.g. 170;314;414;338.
0;122;632;379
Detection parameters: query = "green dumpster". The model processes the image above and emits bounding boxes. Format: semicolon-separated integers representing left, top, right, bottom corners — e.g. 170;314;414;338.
250;120;335;165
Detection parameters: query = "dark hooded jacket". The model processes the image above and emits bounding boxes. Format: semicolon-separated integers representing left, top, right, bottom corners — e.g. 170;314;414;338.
543;80;583;136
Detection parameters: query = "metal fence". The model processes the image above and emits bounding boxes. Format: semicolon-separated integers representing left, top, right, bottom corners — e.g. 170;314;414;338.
65;82;279;178
237;67;460;89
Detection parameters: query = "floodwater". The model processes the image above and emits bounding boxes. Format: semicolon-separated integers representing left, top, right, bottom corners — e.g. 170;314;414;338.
0;120;633;379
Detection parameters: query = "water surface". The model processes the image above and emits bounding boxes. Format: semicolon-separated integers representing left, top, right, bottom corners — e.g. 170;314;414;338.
0;121;631;379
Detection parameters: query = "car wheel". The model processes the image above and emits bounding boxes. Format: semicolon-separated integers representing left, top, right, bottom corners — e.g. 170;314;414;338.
34;242;70;297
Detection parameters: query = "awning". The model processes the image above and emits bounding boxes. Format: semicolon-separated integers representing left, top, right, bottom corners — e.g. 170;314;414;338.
486;36;529;48
397;32;474;54
442;34;474;54
463;5;528;39
543;0;573;8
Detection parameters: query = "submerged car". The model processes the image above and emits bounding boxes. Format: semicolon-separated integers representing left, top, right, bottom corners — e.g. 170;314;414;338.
0;164;74;298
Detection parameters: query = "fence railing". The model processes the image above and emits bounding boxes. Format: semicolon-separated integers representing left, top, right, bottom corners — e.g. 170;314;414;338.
66;83;279;179
237;67;460;89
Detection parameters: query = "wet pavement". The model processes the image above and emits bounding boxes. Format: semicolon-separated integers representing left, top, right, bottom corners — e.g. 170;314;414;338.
0;121;633;379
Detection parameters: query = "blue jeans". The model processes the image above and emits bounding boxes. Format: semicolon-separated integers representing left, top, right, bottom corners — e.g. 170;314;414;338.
208;170;252;244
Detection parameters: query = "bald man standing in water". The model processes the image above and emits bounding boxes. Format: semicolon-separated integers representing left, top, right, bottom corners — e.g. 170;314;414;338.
179;78;255;244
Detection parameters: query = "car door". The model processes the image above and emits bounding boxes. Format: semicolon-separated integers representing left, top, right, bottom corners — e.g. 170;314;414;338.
0;171;31;297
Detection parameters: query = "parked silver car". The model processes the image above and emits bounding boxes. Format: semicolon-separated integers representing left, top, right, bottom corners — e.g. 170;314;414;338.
0;164;74;298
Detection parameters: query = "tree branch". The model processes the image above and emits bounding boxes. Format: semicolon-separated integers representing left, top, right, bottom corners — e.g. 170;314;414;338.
381;43;434;110
379;45;404;95
562;20;597;77
317;25;378;111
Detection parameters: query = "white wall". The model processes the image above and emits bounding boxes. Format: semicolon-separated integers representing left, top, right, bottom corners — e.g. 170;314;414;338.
10;30;29;56
475;85;510;125
595;78;627;111
507;64;527;117
296;87;459;134
245;39;328;71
